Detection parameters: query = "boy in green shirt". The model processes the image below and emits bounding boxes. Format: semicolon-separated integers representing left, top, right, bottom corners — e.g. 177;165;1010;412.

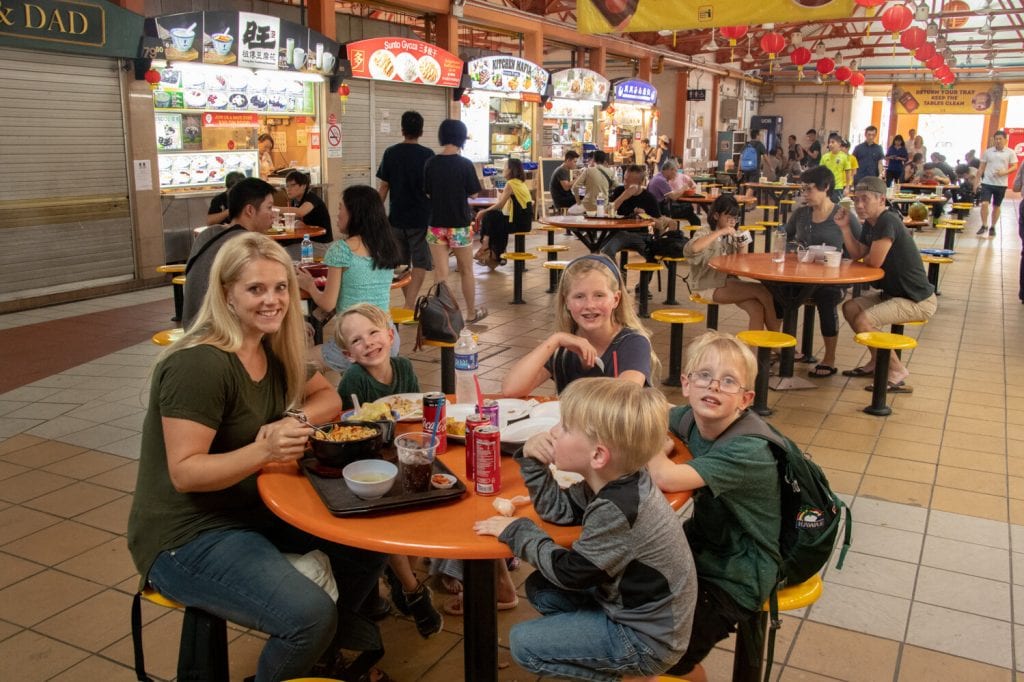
820;134;853;201
648;331;782;681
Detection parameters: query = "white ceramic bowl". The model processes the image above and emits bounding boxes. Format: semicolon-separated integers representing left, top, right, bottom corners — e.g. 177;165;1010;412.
342;460;397;500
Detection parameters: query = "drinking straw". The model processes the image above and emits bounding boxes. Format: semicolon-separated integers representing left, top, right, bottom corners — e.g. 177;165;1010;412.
473;375;484;416
613;351;619;378
429;402;442;450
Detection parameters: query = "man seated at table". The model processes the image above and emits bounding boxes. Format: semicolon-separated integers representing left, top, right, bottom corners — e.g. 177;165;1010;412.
838;177;937;393
550;150;580;212
571;150;618;212
205;171;246;226
600;165;673;265
182;178;276;329
648;159;700;227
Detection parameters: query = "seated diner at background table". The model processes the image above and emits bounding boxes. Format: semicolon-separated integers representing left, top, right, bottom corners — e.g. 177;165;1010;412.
205;171;246;226
599;164;673;262
475;378;697;681
284;170;333;243
683;194;781;332
502;254;657;397
571;149;618;212
183;178;276;329
474;158;534;269
784;166;862;378
296;185;403;375
550;149;580;212
839;177;938;392
649;159;700;226
127;233;389;682
648;330;783;682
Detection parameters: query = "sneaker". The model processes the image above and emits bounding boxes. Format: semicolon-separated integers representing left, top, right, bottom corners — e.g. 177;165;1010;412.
989;227;996;237
405;584;443;638
976;226;988;235
358;592;392;621
384;566;410;616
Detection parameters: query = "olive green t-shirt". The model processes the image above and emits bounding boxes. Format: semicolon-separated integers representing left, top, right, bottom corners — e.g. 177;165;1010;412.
127;344;286;585
669;405;781;611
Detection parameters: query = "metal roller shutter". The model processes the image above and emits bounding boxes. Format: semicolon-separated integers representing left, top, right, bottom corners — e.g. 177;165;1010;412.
0;46;133;301
338;79;373;187
370;81;448;176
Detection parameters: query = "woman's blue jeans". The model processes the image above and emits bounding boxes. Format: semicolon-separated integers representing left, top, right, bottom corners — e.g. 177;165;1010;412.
510;573;665;681
148;523;386;682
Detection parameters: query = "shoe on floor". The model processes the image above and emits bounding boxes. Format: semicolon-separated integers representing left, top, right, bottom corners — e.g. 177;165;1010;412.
404;583;443;638
841;366;873;377
468;306;488;323
358;593;392;621
384;566;410;616
989;227;996;237
808;364;837;378
976;226;988;235
865;380;913;394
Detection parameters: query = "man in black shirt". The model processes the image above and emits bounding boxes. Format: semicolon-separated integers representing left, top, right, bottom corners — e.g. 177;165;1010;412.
377;111;435;308
801;129;821;167
205;171;246;225
599;164;664;262
550;150;579;211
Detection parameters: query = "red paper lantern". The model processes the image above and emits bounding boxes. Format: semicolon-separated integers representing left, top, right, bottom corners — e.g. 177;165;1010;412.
915;44;936;62
881;5;913;35
941;73;956;85
934;65;952;78
925;54;945;70
759;31;786;58
790;47;812;79
544;100;553;111
834;66;852;82
854;0;885;6
460;94;471;106
816;58;835;76
606;105;615;115
144;68;161;90
849;72;866;87
719;26;748;46
900;27;927;51
337;82;350;112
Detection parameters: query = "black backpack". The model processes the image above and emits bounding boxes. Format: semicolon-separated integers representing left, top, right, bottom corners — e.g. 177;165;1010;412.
646;229;688;259
676;409;851;679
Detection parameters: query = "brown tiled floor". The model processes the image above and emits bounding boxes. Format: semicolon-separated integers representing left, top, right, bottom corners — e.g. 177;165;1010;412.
0;201;1023;680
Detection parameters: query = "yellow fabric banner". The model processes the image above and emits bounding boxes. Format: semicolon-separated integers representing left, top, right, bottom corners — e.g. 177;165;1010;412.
578;0;856;34
892;83;1000;115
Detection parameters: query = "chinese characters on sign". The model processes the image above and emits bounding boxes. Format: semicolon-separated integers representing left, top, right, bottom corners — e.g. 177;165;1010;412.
613;79;657;105
238;11;278;69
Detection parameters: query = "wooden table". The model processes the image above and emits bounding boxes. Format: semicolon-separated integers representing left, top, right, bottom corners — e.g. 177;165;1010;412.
897;183;954;194
710;253;884;390
539;215;654;253
258;425;692;682
469;197;498;210
266;225;326;242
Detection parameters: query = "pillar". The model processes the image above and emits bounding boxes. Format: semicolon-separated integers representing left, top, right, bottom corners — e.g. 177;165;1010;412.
307;0;335;39
674;69;689;160
588;46;607;76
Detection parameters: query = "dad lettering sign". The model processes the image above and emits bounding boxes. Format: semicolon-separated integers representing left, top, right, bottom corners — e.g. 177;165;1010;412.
0;0;143;57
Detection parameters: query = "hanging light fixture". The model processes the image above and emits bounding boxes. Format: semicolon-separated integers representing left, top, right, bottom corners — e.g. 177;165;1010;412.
942;47;955;62
946;54;958;67
935;36;947;50
925;21;939;38
914;0;929;22
704;27;719;52
977;0;997;14
814;42;826;58
978;16;994;36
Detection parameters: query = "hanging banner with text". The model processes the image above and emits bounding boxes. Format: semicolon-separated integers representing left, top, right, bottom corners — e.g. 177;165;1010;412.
345;37;462;88
578;0;855;33
0;0;143;58
891;83;1001;115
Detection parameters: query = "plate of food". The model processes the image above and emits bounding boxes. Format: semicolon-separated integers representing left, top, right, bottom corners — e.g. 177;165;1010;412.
445;403;479;442
529;401;560;421
341;403;400;422
496;398;533;423
378;393;425;422
501;417;558;445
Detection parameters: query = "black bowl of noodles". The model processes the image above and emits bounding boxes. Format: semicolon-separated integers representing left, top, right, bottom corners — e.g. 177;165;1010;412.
309;420;383;469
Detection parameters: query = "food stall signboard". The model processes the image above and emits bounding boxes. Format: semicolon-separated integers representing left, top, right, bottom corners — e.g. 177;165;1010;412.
345;37;462;88
0;0;144;58
613;79;657;106
203;112;259;127
467;56;549;96
551;68;609;102
892;82;1001;115
578;0;855;33
146;11;340;76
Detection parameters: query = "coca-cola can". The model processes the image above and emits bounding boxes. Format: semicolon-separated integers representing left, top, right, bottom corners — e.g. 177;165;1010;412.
481;399;500;428
474;425;501;495
464;413;489;481
422;392;447;454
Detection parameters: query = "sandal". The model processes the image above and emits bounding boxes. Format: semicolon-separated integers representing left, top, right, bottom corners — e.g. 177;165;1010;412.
865;380;913;394
439;575;463;595
808;364;837;378
841;366;873;377
442;593;519;616
468;306;489;324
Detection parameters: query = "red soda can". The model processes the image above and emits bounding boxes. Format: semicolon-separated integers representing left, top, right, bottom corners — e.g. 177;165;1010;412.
474;425;501;495
464;413;489;481
422;392;447;454
481;399;500;428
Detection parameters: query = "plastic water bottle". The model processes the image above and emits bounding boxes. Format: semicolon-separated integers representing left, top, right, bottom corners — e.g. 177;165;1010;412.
300;235;314;264
454;329;478;405
596;192;606;217
771;227;787;263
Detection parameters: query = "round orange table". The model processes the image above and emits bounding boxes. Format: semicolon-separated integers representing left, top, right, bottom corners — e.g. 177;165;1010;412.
258;429;692;681
539;214;655;253
267;225;326;242
710;252;883;390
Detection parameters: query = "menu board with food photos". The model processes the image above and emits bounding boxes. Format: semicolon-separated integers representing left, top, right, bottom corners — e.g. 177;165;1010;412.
466;56;549;96
551;68;610;102
158;150;258;190
346;37;462;87
155;113;183;151
153;67;315;115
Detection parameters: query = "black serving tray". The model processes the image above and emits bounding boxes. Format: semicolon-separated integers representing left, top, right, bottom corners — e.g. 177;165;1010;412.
301;457;466;516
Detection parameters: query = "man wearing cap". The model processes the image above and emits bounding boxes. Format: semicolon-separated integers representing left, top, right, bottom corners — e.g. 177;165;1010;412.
837;176;937;392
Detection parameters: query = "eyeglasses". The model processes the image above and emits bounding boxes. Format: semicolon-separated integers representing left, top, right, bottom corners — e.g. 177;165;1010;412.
687;370;746;394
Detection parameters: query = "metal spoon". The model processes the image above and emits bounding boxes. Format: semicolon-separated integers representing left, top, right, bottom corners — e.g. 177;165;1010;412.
285;409;332;436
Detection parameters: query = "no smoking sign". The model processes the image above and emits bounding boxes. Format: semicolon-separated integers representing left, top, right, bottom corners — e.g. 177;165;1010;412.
327;123;343;158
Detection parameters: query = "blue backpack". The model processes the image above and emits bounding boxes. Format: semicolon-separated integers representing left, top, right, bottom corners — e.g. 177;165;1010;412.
740;143;759;172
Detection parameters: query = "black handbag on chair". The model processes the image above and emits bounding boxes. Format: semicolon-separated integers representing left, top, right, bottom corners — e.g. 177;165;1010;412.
413;282;465;350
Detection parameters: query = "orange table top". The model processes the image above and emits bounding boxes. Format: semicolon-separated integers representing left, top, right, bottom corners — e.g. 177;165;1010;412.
710;252;884;285
741;182;802;191
267;225;326;241
540;215;654;230
258;431;692;560
683;193;756;205
898;183;953;192
890;195;948;204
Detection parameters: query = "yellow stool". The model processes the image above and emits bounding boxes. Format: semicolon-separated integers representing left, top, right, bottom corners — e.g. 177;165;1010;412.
652;309;705;387
951;202;974;220
854;331;918;416
157;265;187;322
152;328;184;346
737;330;797;416
537;245;571;292
624;262;665;318
739;224;766;253
890;319;926;360
935;221;963;250
733;576;825;680
779;198;797;223
421;335;477;394
538;224;563;245
543;260;570;292
656;256;687;304
921;254;953;294
688;293;719;330
500;252;537;304
389;307;415;325
132;586;228;681
756;203;779;227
